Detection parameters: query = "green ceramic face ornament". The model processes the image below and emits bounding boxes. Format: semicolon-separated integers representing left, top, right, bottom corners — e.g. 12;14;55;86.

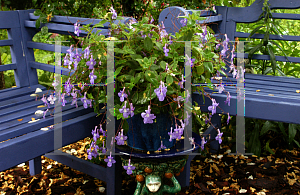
134;174;181;195
145;175;161;192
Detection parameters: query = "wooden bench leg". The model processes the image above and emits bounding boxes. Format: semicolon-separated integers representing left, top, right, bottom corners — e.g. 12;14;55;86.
106;155;122;195
209;114;221;154
29;156;42;176
176;155;195;188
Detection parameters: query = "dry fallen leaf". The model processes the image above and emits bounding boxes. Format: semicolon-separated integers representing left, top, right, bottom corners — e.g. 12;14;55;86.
17;119;23;122
30;94;38;97
268;94;274;96
37;105;46;108
256;90;260;92
296;90;300;93
35;88;42;93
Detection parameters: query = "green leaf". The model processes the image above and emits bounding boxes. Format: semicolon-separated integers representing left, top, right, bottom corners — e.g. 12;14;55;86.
145;70;158;87
248;25;264;39
265;139;275;154
35;19;41;29
196;64;204;75
248;123;261;157
203;62;213;72
263;32;269;46
160;61;167;70
144;37;153;52
293;139;300;148
114;66;122;77
263;67;272;75
166;75;173;85
267;45;276;74
288;124;297;146
116;16;124;20
94;20;108;28
248;43;263;59
154;42;163;51
33;10;42;16
260;121;274;136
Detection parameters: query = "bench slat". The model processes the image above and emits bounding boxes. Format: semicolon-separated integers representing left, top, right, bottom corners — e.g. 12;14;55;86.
29;61;74;76
27;41;83;53
24;20;110;36
28;13;134;29
0;84;47;102
0;91;48;110
271;13;300;20
0;105;103;142
0;39;13;46
233;52;300;63
0;64;17;71
0;112;101;171
235;32;300;42
0;96;79;126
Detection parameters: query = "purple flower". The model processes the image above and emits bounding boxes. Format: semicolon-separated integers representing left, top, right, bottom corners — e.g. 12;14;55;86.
185;90;190;103
163;43;169;57
201;137;207;151
74;22;81;36
84;46;90;59
173;96;184;108
184;111;191;126
74;49;82;63
178;74;185;89
221;34;229;57
202;26;208;43
109;6;117;20
208;98;219;115
189;137;195;149
81;92;92;109
119;101;130;119
168;127;174;142
216;43;221;50
61;93;67;106
169;36;173;44
118;87;128;102
43;109;48;119
86;55;96;70
154;81;167;101
66;45;75;60
180;18;187;27
216;83;225;93
157;140;167;151
185;54;196;67
230;46;236;65
129;103;135;117
115;129;127;145
227;113;231;125
224;92;231;106
89;69;97;84
47;94;57;104
159;21;168;39
92;126;100;142
123;159;135;175
41;94;50;108
100;140;106;154
215;129;223;144
64;78;73;95
141;105;156;124
71;89;78;108
104;152;116;167
150;16;154;24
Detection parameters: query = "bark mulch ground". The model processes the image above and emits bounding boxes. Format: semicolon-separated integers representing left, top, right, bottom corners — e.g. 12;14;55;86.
1;137;299;195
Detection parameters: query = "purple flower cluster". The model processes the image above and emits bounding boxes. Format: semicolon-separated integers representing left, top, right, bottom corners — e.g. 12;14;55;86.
123;159;136;175
115;129;127;145
141;105;156;124
74;22;81;36
154;81;167;101
109;6;117;20
208;98;219;115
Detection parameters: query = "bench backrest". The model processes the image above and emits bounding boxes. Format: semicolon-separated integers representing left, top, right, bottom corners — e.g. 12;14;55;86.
159;0;300;75
1;10;134;88
0;11;29;88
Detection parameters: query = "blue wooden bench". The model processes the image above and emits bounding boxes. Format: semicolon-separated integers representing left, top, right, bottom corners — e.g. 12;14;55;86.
160;0;300;155
0;10;139;195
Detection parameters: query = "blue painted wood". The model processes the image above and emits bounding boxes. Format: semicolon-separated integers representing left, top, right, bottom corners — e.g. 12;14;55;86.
27;41;83;53
0;10;136;194
29;61;75;76
176;155;195;188
235;31;300;42
0;64;17;71
0;11;20;29
29;157;42;175
18;10;39;86
0;39;13;46
0;112;102;172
